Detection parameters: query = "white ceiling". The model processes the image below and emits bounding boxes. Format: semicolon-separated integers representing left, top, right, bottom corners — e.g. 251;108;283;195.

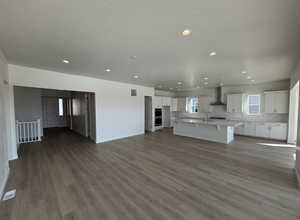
1;0;300;91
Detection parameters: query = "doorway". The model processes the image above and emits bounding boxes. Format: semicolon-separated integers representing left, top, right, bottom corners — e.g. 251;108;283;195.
288;81;299;144
14;86;96;143
42;97;67;128
145;96;152;132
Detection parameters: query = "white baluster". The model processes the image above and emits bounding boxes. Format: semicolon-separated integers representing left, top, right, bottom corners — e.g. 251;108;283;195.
37;119;41;141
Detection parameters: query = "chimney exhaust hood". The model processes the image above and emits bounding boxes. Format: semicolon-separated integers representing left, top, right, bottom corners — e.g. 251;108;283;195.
210;87;226;106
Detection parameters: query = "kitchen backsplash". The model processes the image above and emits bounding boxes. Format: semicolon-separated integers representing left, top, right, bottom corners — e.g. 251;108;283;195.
175;105;288;123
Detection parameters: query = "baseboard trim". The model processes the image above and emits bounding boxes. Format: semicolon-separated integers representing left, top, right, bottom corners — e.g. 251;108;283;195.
0;166;10;201
99;132;144;143
295;168;300;189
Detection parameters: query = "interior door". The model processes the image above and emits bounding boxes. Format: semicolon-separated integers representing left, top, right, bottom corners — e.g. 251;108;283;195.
42;97;66;128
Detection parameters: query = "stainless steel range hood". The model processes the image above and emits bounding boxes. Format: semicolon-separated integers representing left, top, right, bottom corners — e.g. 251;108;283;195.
210;87;226;106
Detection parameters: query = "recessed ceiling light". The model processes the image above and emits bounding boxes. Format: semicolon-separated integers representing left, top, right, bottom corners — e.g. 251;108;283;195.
251;79;255;83
177;81;183;85
169;88;173;90
209;51;217;56
133;74;139;79
246;76;252;79
204;77;208;80
62;59;70;64
105;68;111;72
242;71;247;74
204;82;208;85
181;29;191;36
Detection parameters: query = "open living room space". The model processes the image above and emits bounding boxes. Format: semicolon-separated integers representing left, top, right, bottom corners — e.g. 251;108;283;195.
1;1;300;219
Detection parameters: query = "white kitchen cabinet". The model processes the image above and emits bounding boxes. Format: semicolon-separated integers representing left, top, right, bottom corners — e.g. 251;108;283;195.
171;98;178;111
152;96;163;108
264;91;289;114
162;97;171;106
276;91;289;113
255;123;270;138
227;94;244;113
233;120;287;140
244;122;256;136
269;123;287;140
254;122;287;140
264;92;273;113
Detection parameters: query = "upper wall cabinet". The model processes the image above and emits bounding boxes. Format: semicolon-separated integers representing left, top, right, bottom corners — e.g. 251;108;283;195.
264;90;289;114
227;94;244;113
152;96;163;108
153;96;173;108
162;97;172;106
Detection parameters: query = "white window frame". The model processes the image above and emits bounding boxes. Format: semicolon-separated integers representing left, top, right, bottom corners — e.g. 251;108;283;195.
247;94;261;115
58;98;64;116
186;97;199;113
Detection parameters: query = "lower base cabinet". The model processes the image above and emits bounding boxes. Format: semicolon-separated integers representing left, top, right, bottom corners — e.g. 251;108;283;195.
244;122;256;137
234;122;287;141
255;123;270;138
269;123;287;140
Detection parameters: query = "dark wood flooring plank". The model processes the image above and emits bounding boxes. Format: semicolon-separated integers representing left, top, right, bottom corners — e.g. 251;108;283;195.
1;128;300;220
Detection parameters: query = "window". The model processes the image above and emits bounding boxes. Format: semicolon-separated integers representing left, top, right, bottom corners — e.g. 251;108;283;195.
186;97;199;113
247;95;260;115
58;98;64;116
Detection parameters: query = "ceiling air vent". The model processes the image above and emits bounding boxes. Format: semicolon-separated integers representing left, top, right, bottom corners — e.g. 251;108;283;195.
131;89;137;96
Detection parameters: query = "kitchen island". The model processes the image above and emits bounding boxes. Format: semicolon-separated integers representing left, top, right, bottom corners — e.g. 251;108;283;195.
174;118;243;144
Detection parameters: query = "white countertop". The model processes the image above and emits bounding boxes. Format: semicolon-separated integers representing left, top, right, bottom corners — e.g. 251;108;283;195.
175;118;243;127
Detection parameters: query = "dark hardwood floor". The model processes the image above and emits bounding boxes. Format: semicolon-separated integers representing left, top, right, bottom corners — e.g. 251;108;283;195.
1;128;300;220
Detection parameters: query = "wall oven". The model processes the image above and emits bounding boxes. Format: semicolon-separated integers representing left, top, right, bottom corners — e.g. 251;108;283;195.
154;108;162;127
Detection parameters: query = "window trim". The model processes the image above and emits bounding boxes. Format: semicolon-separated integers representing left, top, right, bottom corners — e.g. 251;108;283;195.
58;98;64;116
247;94;261;115
186;97;199;113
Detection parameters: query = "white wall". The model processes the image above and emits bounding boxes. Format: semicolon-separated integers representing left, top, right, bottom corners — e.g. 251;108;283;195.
14;86;44;136
9;65;154;147
0;49;11;198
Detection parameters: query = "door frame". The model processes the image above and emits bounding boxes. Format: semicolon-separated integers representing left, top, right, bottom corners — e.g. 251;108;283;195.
288;81;299;144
